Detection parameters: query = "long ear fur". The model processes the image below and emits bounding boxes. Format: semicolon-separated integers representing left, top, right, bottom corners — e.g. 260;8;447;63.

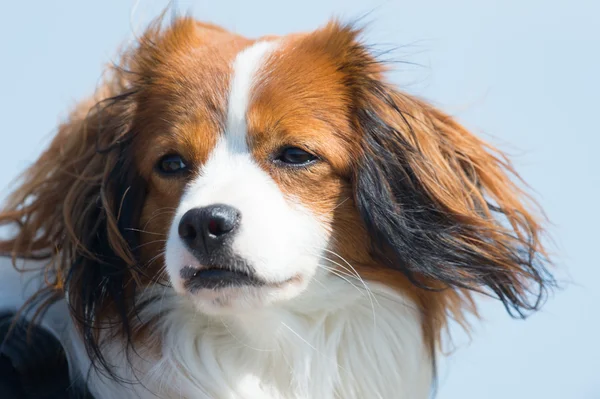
0;15;217;377
0;58;145;374
353;80;555;317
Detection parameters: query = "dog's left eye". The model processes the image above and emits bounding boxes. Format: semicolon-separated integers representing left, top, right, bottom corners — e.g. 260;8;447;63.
275;147;318;166
157;154;188;175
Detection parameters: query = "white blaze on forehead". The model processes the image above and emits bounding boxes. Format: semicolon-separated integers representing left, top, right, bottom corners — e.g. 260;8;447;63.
226;41;278;150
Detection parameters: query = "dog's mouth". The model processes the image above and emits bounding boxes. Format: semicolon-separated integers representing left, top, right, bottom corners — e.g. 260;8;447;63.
181;266;265;291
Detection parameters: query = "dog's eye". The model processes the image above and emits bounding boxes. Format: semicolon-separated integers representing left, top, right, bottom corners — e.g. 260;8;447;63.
275;147;318;166
157;154;188;175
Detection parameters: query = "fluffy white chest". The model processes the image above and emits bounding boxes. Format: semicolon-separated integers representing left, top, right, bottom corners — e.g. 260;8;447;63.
82;278;432;399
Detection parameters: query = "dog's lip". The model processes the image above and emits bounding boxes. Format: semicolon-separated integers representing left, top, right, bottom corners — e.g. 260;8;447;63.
180;265;255;280
180;265;300;292
181;265;263;291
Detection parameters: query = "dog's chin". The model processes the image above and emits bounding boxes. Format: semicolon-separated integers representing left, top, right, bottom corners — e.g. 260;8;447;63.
174;273;307;316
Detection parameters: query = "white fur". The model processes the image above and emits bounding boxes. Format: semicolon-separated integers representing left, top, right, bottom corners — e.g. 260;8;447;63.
83;275;432;399
227;40;278;149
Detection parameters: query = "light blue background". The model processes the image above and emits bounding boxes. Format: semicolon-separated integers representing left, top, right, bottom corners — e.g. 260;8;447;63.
1;1;598;398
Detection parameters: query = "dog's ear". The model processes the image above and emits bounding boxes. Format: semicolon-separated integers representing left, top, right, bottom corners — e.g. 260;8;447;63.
0;16;212;374
303;20;553;315
352;78;554;317
0;59;145;370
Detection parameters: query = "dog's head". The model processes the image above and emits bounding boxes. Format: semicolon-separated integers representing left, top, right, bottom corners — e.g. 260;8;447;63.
0;16;553;362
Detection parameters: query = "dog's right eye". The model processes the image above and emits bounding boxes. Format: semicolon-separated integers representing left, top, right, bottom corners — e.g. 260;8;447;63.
274;147;318;167
157;154;188;176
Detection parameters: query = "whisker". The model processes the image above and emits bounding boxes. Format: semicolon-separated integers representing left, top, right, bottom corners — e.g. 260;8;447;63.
316;262;376;310
125;228;166;236
150;267;170;286
321;248;380;306
144;250;165;267
142;208;177;231
131;239;167;251
309;248;378;327
332;197;350;211
219;318;275;352
280;322;354;381
140;251;172;288
317;264;366;296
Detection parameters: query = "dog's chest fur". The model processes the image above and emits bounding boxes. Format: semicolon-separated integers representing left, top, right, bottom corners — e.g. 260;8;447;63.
78;278;432;399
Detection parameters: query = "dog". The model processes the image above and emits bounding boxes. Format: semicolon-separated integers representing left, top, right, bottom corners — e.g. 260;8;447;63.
0;15;554;398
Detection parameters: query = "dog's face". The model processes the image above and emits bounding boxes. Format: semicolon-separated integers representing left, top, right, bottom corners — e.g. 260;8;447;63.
134;25;369;314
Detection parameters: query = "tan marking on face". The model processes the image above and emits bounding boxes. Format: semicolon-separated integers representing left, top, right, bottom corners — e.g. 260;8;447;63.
241;34;359;237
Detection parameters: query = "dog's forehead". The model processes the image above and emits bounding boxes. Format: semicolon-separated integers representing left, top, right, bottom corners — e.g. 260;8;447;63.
165;31;339;118
135;21;355;174
139;24;281;125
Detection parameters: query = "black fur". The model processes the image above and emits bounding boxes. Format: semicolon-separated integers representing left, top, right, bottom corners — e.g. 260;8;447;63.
62;93;150;383
353;80;555;318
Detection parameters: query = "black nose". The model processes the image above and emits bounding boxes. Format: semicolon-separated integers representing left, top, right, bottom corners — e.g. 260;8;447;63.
178;204;241;256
